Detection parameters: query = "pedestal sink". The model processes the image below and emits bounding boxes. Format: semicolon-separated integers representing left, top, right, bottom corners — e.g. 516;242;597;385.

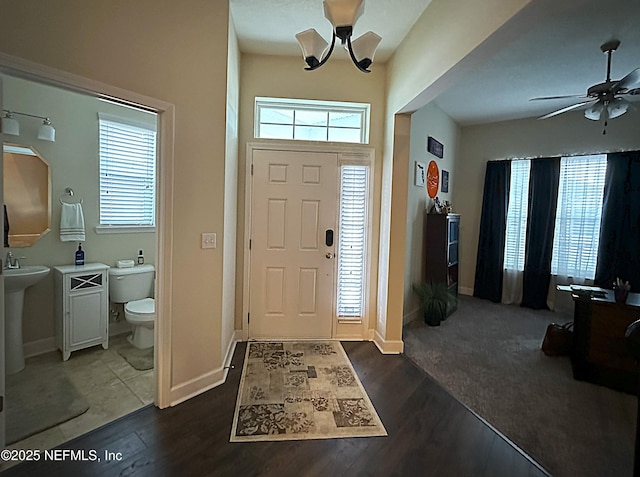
4;265;50;374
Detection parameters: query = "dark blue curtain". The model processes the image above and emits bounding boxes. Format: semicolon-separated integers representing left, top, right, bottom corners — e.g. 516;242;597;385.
594;151;640;292
474;160;510;302
521;157;560;309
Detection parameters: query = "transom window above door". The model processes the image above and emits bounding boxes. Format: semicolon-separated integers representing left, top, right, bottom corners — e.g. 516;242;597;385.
254;97;370;144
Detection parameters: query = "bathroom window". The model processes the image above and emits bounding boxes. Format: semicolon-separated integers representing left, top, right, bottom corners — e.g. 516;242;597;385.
255;97;370;144
97;113;157;232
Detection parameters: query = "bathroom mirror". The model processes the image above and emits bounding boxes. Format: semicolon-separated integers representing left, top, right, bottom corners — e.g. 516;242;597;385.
3;143;52;247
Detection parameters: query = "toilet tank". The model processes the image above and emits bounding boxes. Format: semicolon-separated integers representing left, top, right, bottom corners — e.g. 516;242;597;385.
108;264;155;303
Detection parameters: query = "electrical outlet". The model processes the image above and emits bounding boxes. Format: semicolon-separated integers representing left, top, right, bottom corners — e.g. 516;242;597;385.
201;232;216;249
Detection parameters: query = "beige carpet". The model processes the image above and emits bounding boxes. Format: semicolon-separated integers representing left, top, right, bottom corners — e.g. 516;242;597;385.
403;295;636;477
230;341;387;442
6;365;89;444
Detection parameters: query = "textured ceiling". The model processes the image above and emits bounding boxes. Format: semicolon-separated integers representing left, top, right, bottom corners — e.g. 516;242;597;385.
433;0;640;125
230;0;640;125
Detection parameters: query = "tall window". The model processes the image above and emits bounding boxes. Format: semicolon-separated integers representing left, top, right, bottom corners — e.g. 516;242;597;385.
337;164;370;319
503;155;607;279
255;97;370;144
98;113;157;230
551;155;606;280
504;159;531;271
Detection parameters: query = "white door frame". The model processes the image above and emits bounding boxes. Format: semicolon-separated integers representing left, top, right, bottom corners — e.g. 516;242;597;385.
0;52;175;409
243;141;375;341
0;74;6;449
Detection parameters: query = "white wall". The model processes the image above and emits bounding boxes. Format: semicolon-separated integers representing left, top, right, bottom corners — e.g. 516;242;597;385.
3;74;157;346
222;14;240;357
455;110;640;296
404;102;459;324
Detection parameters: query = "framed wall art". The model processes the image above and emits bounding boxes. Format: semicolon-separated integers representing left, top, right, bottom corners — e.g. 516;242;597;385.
414;161;426;187
427;136;444;158
441;170;449;193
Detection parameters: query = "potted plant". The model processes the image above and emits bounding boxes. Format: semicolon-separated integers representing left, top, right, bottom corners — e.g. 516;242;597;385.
412;281;456;326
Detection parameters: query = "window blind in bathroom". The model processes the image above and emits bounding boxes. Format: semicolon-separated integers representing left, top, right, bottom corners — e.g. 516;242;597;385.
98;114;157;227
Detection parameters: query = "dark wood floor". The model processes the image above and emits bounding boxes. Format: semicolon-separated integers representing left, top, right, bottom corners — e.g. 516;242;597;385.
1;342;550;477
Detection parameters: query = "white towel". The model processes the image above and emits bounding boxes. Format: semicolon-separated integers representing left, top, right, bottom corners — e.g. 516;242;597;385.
60;203;86;242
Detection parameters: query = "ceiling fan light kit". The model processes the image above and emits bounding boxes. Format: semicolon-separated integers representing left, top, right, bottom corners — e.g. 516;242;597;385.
295;0;381;73
531;39;640;133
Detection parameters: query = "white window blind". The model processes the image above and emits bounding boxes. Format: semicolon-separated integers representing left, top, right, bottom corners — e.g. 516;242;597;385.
337;165;369;318
504;159;531;271
99;114;157;227
255;97;370;144
551;155;606;280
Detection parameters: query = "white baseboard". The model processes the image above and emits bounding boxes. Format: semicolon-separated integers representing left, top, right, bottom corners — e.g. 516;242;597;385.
403;306;421;326
168;331;241;407
24;322;131;359
372;330;404;354
169;366;227;407
23;337;57;358
236;327;249;342
459;286;473;296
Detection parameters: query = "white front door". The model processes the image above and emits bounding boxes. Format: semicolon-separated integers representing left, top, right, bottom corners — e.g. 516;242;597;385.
249;149;338;339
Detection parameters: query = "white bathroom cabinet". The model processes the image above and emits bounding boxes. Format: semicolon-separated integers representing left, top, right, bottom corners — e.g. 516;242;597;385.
54;263;110;360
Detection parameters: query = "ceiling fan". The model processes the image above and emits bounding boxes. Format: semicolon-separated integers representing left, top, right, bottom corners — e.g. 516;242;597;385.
531;40;640;128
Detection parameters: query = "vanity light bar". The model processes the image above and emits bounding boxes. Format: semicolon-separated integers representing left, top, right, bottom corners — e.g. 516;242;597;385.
2;109;56;142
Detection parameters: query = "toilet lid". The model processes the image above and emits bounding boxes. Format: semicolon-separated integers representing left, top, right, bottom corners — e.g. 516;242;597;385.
125;298;155;315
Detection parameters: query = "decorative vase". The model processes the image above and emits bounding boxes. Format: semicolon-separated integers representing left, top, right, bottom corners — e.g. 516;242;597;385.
614;288;629;304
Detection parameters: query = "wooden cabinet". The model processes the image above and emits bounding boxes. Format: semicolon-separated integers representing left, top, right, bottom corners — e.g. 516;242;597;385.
54;263;110;360
425;213;460;316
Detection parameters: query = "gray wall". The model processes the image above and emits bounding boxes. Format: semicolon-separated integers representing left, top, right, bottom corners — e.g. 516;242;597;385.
404;102;460;324
3;75;157;348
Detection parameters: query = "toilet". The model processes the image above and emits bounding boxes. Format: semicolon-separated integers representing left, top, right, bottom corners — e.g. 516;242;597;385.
108;264;155;349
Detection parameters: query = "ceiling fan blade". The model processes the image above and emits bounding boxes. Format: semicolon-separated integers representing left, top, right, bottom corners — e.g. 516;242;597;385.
537;100;595;120
530;94;589;101
613;68;640;93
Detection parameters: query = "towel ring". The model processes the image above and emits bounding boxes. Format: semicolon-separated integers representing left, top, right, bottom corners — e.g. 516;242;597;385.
59;187;83;205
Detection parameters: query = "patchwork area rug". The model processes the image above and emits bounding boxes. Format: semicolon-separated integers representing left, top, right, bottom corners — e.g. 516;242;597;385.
118;344;154;371
230;341;387;442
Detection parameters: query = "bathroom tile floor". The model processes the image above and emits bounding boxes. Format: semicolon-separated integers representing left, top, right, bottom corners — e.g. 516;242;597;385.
5;333;153;466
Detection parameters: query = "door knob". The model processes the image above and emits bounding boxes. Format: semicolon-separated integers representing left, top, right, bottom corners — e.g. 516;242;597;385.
326;252;334;259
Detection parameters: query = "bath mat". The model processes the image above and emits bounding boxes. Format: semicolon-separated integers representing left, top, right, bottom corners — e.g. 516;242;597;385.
6;365;89;444
230;341;387;442
118;344;154;371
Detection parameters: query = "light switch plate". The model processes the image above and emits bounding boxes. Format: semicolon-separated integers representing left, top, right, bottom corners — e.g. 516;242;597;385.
201;232;216;249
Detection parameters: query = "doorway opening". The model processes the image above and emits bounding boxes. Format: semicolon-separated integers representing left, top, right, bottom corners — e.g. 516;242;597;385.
0;54;174;458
